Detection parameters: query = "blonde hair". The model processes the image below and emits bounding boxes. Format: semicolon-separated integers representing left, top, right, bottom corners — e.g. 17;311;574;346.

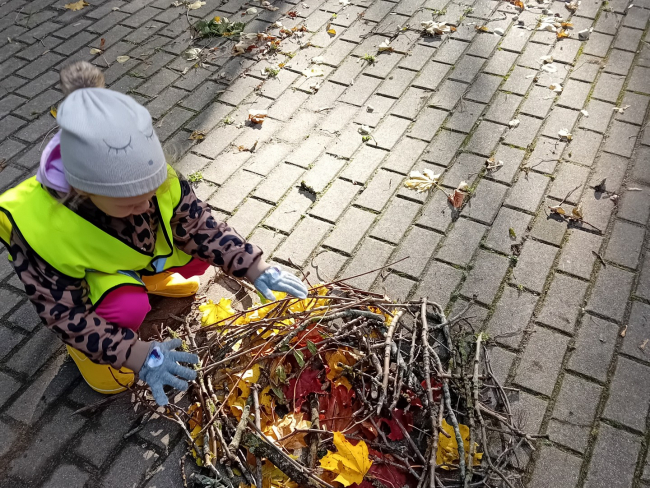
59;61;105;96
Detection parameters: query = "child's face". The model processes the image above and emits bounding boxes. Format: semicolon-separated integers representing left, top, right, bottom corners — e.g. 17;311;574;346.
87;190;157;218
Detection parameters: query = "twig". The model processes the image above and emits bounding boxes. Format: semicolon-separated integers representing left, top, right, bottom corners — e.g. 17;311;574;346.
252;387;263;488
378;310;403;414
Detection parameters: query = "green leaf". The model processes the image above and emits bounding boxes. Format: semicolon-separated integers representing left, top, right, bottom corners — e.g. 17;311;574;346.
276;365;286;383
508;227;517;239
306;340;318;355
272;386;287;404
293;349;305;368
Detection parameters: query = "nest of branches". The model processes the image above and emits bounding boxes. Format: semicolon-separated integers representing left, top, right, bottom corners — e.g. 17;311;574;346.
130;279;542;488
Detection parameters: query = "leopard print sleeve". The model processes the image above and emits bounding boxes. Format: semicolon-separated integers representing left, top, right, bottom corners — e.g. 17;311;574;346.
6;230;138;369
171;178;266;280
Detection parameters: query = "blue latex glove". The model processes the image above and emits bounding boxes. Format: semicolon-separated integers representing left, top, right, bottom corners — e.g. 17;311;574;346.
139;339;199;406
254;266;308;301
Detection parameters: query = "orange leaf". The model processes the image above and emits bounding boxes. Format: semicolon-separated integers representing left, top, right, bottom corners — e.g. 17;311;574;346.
475;25;489;32
557;29;569;38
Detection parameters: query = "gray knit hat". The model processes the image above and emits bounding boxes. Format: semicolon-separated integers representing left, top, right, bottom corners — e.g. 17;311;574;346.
57;88;167;198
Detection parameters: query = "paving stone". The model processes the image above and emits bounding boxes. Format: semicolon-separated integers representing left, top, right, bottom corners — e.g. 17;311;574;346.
484;207;532;254
391;86;431;119
370;197;421;245
487;345;515;384
0;420;18;458
591;72;625;103
564;129;603;166
622;301;650;361
605;219;645;269
422;130;467;167
583;32;614;57
226;198;274;239
369;115;412;150
528;445;583;488
548;163;590;204
342;237;395;289
537;273;588;333
543;107;580;139
487;286;537;348
519;85;555;119
604;48;635;76
587;265;634;322
42;465;90;488
355;169;400;211
417;190;456;232
381;137;427;174
616;92;649;126
437;218;486;267
144;441;197;488
310;179;359;223
603;120;638;157
515;326;568;396
603;356;650;432
503;115;543;148
434;39;470;64
590;152;629;194
280;111;324;145
483;49;518;76
413;260;464;308
285;134;330;169
464;118;507;157
614;25;643;51
0;370;21;408
445;100;485;133
389;226;442;278
0;324;21;361
632;146;650;184
557;79;591;111
274;217;331;267
547;374;601;453
318;103;358;135
101;443;159;488
510;390;547;435
12;89;63;121
9;405;86;479
323;207;376;254
302;247;348;283
505;172;550;214
460;250;510;304
207;169;263;213
442;153;485;188
448;55;484;83
584;423;641;488
399;43;436;71
618;187;650;224
484;91;522;125
338;75;382;106
462;178;508;224
510;239;557;293
264;188;315;233
558;229;602;279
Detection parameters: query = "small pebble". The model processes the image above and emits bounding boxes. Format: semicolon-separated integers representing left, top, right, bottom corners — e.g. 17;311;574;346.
367;105;374;113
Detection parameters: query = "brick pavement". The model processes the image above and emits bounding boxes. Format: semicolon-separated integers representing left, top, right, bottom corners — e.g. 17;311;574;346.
0;0;649;485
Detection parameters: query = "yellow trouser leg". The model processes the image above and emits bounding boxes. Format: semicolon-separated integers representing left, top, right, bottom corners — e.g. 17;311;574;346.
67;346;135;394
141;271;200;298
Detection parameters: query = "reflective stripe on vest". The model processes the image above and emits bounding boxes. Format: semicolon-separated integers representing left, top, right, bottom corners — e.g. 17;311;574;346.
0;166;192;304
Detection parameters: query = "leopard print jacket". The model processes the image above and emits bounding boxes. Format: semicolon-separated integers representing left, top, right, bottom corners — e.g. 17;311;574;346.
4;178;263;369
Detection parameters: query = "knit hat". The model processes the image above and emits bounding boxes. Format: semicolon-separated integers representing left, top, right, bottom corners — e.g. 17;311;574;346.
57;88;167;198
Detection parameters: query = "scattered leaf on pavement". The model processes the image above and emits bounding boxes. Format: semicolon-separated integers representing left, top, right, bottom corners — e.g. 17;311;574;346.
403;169;441;193
64;0;89;11
437;419;483;469
116;55;130;63
549;205;566;215
508;119;520;128
183;47;202;60
189;130;206;140
246;7;258;14
620;325;627;337
248;109;267;124
302;66;324;78
89;48;102;55
581;109;589;117
558;128;572;140
509;227;517;239
571;203;583;219
50;106;57;118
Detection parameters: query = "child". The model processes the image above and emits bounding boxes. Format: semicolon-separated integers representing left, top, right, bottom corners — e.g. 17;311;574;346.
0;61;307;406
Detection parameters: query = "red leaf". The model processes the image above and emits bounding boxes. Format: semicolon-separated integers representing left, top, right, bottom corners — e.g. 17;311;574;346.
367;463;411;488
319;385;361;433
284;368;322;411
287;10;297;17
421;378;442;402
405;389;423;408
378;409;413;441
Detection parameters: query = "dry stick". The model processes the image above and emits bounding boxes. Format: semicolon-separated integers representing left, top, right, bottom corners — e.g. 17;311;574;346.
463;334;483;488
394;416;427;464
424;300;466;481
308;394;321;469
228;393;253;457
389;329;405;411
252;387;263;488
378;310;403;414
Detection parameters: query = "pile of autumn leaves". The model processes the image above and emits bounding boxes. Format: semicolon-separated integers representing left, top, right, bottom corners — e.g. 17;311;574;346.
194;288;481;488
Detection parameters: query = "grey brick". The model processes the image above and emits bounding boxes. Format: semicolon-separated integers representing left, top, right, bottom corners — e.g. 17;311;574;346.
622;301;650;361
580;100;614;134
505;172;550;214
556;79;591;111
622;5;650;27
583;32;614;57
6;326;62;377
309;179;359;223
614;26;643;51
603;357;650;432
0;164;25;190
43;465;90;488
563;129;602;167
370;115;411;150
274;217;331;267
285;134;331;170
200;150;249;186
0;93;26;118
323;207;376;254
547;374;601;453
434;39;469;64
511;239;557;293
207;169;262;213
616;92;649;126
548;163;589;204
145;87;186;119
605;220;645;269
370;197;420;244
437;218;486;267
155;106;192;141
180;82;228;113
339;75;382;106
484;91;521;125
136;68;180;97
373;272;416;301
0;326;23;360
519;85;555;119
0;371;21;408
14;112;57;144
422;130;467;167
12;89;63;121
592;72;625;103
542;107;580;139
301;153;346;194
318;104;358;134
264;188;314;233
389;226;442;278
377;68;417;99
500;25;533;52
529;446;582;488
464;73;501;104
0;286;22;318
487;286;537;348
460;250;510;304
584;424;641;488
408;107;448;142
186;101;232;133
0;115;26;139
445;100;484;133
618;187;650;224
605;49;636;75
515;326;568;396
252;163;305;204
413;260;464;308
279;111;323;144
632;146;650;184
462;178;508;224
391;86;431;119
417;190;455;232
101;443;159;488
0;75;26;93
355;169;398;211
443;153;486;189
225;198;273;239
558;229;602;280
0;420;18;458
538;273;588;333
510;390;547;434
382;137;427;174
412;60;449;90
340;236;394;289
428;80;467;111
503;115;543;148
483;49;518;76
9;406;86;479
399;43;435;71
448;55;484;83
487;346;515;384
87;11;130;34
502;66;536;95
587;265;634;322
603;120;638;157
484;207;532;254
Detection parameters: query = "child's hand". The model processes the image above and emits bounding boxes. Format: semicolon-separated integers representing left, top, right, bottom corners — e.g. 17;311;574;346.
253;266;308;301
138;339;199;406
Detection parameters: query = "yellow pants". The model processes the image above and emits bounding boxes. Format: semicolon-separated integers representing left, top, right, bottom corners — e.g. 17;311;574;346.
67;346;135;394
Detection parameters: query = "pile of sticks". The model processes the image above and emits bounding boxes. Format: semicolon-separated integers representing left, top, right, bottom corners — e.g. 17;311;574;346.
131;280;541;488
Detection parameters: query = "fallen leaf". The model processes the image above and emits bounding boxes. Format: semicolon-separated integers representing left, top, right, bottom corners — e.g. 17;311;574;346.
320;432;373;487
302;66;324;78
268;412;312;449
64;0;89;11
558;128;572;141
246;7;258;14
378;409;414;441
561;21;573;28
557;29;570;38
581;109;589;117
199;298;237;326
99;38;106;49
327;27;336;35
89;48;102;55
189;130;206;140
566;0;579;11
640;339;649;351
493;27;505;35
508;118;520;128
188;0;206;9
539;55;553;63
457;181;469;192
284;368;322;411
485;157;504;170
50;106;57;118
421;20;454;35
248;109;267;124
475;25;489;32
572;202;583;219
448;189;466;209
403;169;441;193
437;419;482;469
549;205;566;215
549;83;563;93
183;47;202;60
320;385;361;433
311;55;325;64
116;55;130;63
378;39;393;52
620;325;627;337
325;350;356;390
509;227;517;239
613;104;630;114
541;63;557;73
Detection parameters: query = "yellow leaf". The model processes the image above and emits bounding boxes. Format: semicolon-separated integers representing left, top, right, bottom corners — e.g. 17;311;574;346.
262;460;299;488
327;28;336;35
50;106;57;118
320;432;373;487
325;350;356;390
199;298;237;327
116;55;130;63
189;130;206;140
436;419;482;470
549;205;566;215
64;0;89;10
572;203;583;219
214;16;221;21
